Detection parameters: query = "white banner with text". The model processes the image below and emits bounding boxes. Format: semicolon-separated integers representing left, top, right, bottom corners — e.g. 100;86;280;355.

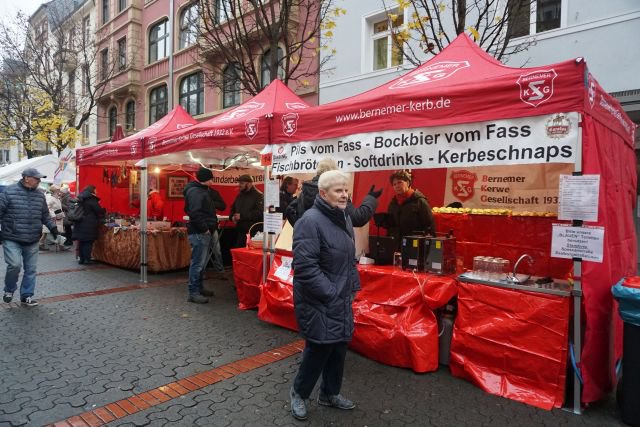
269;112;579;175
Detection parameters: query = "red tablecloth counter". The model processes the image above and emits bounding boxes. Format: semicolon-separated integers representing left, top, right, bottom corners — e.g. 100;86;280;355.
257;254;458;373
450;281;571;410
230;248;264;310
435;213;572;279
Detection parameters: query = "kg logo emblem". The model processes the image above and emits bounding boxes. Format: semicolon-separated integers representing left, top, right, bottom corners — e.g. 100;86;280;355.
517;69;557;107
282;113;298;137
450;170;477;202
245;118;259;140
388;61;470;89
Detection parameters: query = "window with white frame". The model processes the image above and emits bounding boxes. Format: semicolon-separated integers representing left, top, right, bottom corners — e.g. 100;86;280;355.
108;106;117;137
222;63;241;108
82;16;90;44
509;0;562;38
125;100;135;131
68;70;76;109
179;72;204;116
369;11;404;71
149;19;169;63
216;0;234;24
100;48;109;80
149;85;168;124
118;0;127;13
102;0;109;25
117;37;127;71
261;47;284;88
179;3;198;49
82;65;90;96
82;122;89;145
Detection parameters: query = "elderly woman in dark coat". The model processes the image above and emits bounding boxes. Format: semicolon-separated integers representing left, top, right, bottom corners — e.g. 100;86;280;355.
289;170;359;421
72;185;106;264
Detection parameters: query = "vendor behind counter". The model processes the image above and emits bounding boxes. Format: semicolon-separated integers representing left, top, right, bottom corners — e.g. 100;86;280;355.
387;170;435;248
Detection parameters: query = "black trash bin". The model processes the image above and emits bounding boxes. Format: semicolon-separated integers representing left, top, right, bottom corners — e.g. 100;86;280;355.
612;278;640;427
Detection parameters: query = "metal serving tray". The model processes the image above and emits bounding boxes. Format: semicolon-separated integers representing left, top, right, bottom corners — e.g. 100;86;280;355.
458;272;572;297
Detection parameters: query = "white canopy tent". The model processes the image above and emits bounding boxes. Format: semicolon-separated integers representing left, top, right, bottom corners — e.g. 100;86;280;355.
0;154;75;185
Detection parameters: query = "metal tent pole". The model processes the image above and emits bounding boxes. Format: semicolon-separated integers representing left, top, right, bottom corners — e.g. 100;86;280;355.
262;164;269;284
571;115;584;415
140;161;149;283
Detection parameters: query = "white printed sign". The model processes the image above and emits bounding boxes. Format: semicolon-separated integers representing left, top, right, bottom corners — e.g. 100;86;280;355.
274;256;293;281
263;212;284;234
265;180;280;208
551;224;604;262
558;175;600;222
270;113;579;175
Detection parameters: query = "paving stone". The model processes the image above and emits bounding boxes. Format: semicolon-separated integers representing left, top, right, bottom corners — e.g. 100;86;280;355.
0;251;627;426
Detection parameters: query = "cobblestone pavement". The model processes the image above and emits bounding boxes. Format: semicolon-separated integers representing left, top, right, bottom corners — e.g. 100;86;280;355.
0;249;625;426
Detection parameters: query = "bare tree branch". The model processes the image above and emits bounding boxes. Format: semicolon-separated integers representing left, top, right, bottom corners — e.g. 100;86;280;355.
196;0;339;98
380;0;536;67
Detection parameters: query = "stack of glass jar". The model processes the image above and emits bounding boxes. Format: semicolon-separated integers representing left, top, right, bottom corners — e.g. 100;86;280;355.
471;256;511;281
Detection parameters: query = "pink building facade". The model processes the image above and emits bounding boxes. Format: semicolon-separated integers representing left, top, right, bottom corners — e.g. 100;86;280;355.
95;0;319;143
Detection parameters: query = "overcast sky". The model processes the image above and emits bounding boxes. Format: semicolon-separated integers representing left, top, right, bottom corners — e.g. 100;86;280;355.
0;0;45;20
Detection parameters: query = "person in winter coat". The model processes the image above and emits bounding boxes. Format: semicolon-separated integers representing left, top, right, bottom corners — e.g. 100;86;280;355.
0;168;59;307
229;174;263;248
277;176;298;213
284;158;381;227
72;185;106;264
288;170;359;421
387;170;435;248
147;188;164;219
58;186;73;246
39;189;63;250
183;167;226;304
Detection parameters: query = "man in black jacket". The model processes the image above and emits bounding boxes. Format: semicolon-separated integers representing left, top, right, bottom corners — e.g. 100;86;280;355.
1;168;59;307
183;167;226;304
230;174;263;248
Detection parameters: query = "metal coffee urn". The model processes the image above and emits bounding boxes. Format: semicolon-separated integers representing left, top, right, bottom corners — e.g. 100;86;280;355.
401;235;428;271
424;232;456;275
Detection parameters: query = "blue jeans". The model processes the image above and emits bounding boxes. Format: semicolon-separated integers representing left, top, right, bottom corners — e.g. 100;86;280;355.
210;230;223;272
3;240;39;298
188;233;211;296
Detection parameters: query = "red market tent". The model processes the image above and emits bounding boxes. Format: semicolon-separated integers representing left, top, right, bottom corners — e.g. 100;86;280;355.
265;35;637;407
75;105;198;218
270;35;633;146
143;79;309;160
76;105;198;166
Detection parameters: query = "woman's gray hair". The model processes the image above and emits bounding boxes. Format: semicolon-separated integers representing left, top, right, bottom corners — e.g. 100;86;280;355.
318;170;348;191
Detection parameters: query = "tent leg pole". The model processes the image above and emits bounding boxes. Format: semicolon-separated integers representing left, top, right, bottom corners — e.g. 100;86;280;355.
262;165;269;284
571;117;583;414
572;259;583;414
140;164;149;283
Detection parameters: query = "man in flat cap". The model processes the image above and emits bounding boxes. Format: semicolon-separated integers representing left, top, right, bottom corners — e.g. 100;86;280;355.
230;174;263;248
0;168;59;307
183;167;226;304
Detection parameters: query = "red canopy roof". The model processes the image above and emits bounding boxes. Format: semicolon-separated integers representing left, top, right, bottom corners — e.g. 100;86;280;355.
145;79;309;157
272;34;634;146
76;105;198;166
